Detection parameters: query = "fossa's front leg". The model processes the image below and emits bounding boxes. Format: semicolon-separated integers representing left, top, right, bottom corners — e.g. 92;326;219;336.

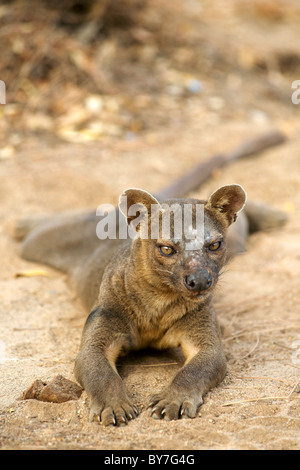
148;308;226;420
74;307;138;426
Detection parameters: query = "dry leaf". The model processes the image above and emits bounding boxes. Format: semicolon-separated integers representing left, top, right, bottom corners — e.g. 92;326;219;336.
14;269;51;278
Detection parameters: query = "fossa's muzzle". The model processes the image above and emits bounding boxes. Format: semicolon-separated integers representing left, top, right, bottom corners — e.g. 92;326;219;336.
184;268;212;293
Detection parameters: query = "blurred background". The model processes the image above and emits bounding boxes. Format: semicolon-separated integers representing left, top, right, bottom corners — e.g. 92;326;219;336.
0;0;299;157
0;0;299;230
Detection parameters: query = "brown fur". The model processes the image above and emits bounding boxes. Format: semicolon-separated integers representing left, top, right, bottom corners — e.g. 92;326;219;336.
74;185;246;425
17;179;287;426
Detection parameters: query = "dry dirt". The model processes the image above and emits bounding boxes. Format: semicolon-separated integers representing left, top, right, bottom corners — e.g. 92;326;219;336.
0;0;300;451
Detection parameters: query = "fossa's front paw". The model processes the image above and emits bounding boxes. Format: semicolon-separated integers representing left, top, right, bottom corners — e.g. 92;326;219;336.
148;386;203;421
89;394;139;426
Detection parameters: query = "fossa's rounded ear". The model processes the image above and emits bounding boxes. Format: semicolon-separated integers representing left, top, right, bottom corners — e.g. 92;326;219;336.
206;184;247;226
119;188;160;229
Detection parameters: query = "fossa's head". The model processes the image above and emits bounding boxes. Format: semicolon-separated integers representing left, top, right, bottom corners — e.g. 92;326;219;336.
119;185;246;300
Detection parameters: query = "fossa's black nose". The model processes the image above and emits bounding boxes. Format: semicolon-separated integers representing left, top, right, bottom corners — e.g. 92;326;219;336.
184;269;212;292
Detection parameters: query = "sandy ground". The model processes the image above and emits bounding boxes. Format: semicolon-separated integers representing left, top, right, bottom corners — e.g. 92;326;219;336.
0;116;300;450
0;0;300;451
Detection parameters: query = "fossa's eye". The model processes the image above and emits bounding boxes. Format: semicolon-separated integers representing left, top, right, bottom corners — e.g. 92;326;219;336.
208;241;222;251
159;245;176;256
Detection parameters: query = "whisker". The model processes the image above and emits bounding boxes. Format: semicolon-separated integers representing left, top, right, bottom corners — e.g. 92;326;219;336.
155;268;174;276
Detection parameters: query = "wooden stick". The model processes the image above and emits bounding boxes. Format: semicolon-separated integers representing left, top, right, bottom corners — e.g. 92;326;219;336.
223;375;300;406
157;129;286;200
222;396;292;407
288;379;300;398
239;333;260;360
234;375;292;385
